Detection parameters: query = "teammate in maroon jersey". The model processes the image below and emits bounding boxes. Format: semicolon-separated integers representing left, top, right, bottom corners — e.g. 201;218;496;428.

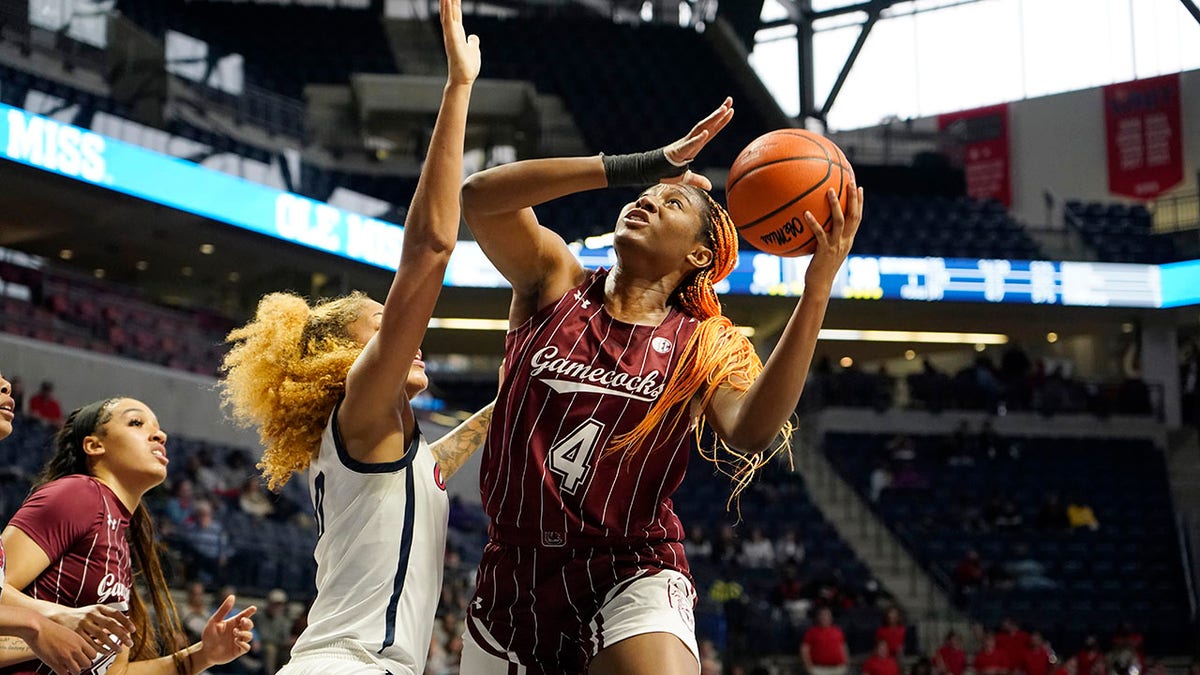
460;97;862;674
0;397;255;675
0;371;115;675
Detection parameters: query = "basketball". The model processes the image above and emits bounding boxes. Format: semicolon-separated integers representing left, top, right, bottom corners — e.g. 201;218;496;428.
725;129;855;257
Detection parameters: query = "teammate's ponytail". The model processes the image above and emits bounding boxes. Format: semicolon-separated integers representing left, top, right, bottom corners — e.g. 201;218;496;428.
220;292;368;490
606;187;793;506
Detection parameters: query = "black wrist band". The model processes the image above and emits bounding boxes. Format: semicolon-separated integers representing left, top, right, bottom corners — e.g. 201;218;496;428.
601;149;690;187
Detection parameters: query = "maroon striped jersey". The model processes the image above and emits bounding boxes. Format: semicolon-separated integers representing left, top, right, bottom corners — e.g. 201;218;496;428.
2;475;132;675
481;268;700;550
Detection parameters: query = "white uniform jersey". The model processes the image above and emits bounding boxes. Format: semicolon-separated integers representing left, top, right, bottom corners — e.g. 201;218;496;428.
289;404;449;675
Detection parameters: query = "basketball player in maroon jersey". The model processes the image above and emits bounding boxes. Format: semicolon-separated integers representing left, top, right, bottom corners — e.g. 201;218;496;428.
459;97;862;674
0;397;255;675
0;371;117;675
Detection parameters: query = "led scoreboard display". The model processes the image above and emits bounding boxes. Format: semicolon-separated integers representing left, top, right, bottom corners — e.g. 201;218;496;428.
0;102;1195;309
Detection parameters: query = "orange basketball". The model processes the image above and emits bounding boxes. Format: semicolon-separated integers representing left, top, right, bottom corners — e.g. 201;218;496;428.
725;129;855;257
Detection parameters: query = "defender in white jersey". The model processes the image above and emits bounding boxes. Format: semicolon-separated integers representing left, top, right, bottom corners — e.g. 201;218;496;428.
286;413;450;673
218;2;485;673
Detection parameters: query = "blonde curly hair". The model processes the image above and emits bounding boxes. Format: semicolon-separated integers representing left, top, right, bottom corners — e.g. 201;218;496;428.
219;291;370;490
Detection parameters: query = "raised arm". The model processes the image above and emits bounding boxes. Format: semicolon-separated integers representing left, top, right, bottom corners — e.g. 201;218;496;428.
339;0;479;460
706;184;863;453
460;157;595;324
462;98;735;326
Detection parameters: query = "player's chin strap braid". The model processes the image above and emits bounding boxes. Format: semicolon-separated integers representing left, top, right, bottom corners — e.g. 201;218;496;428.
600;149;690;187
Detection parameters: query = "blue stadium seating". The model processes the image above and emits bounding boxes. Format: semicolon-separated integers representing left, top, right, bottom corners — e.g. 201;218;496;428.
823;431;1192;653
1065;200;1179;264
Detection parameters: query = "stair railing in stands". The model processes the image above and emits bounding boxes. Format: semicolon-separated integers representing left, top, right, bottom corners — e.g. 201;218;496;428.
1178;511;1199;622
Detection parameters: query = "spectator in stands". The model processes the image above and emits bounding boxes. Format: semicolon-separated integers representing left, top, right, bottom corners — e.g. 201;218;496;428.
237;476;274;519
217;450;255;499
933;631;967;675
949;493;986;533
801;607;849;675
258;589;292;675
8;376;24;414
713;523;739;567
1036;492;1069;532
947;420;977;466
1020;631;1054;675
886;434;917;462
1001;342;1033;409
1110;621;1143;662
874;606;906;658
166;477;199;526
1114;376;1152;416
1051;657;1079;675
953;549;988;601
740;526;775;568
995;619;1030;667
1108;622;1144;675
974;631;1012;675
1181;341;1198;428
869;462;892;502
776;529;805;566
992;499;1024;531
1067;494;1101;531
187;446;223;497
1003;543;1058;590
1076;636;1107;675
776;564;808;623
0;397;255;673
684;524;713;561
426;634;451;675
182;581;212;643
863;639;901;675
977;419;1012;460
890;461;929;492
183;499;233;584
698;639;723;675
27;380;62;427
911;658;935;675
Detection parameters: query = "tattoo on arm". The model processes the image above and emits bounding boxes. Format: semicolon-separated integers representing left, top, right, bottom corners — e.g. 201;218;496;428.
430;402;495;480
0;636;34;667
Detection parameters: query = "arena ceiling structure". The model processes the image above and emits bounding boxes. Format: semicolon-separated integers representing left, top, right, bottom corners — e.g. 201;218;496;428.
746;0;1200;130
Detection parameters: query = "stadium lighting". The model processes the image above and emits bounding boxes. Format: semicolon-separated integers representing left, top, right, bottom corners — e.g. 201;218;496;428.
817;329;1009;345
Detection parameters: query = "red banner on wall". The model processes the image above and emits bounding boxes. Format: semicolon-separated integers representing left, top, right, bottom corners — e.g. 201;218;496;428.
1104;73;1183;199
938;103;1011;206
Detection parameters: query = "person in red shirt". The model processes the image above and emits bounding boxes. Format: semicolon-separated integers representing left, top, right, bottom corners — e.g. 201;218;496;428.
934;631;968;675
975;632;1012;675
1076;636;1108;675
1052;657;1079;675
27;382;62;428
996;618;1031;668
802;607;849;675
0;397;256;675
863;640;901;675
1021;631;1054;675
875;607;906;658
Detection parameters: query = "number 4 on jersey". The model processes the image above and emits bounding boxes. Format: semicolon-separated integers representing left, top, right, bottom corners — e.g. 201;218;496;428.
548;419;605;495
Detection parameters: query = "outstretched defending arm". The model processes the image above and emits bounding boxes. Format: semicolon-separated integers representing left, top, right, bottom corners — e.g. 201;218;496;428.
339;0;480;461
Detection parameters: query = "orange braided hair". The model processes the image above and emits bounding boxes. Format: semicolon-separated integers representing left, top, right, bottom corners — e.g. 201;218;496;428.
606;186;794;507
